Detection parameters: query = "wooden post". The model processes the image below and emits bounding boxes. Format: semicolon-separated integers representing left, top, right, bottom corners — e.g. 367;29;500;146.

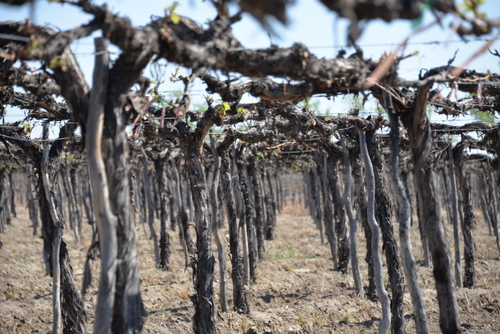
448;144;463;288
86;37;118;334
342;140;364;298
209;135;228;312
41;123;61;334
359;129;391;334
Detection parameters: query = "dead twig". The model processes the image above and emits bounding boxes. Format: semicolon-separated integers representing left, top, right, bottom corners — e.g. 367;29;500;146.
451;29;500;77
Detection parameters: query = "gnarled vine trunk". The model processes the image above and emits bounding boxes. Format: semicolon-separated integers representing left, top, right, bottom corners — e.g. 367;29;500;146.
185;147;215;334
153;155;171;269
385;94;428;334
359;129;390;334
402;85;461;334
220;149;249;314
453;140;476;288
366;130;405;333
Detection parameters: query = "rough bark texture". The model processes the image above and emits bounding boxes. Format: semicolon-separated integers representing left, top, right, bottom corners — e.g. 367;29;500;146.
2;3;500;334
330;159;350;274
153;156;171;269
322;155;338;270
185;148;215;334
231;152;250;285
25;166;40;236
386;95;429;334
352;152;377;301
264;166;277;240
142;158;160;267
42;124;62;334
414;172;431;267
248;157;266;259
484;164;500;254
37;127;87;334
312;162;325;244
171;159;194;255
209;137;228;313
220;150;249;314
478;176;493;236
342;141;364;298
366;131;405;334
104;59;146;334
236;150;258;282
453;141;476;288
402;85;461;334
447;145;463;288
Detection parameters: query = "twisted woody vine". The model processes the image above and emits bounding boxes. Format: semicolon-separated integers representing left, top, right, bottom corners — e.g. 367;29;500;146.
1;0;500;333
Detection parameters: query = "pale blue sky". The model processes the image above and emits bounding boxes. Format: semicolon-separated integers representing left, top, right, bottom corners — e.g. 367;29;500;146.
1;0;500;127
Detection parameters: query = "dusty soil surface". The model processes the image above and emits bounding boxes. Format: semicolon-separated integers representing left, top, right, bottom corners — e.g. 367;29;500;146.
1;202;500;334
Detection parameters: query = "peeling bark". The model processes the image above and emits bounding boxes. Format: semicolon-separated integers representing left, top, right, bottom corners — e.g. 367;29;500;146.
153;156;171;269
366;131;405;334
185;148;215;334
352;152;377;301
209;136;228;313
330;159;350;274
342;140;364;299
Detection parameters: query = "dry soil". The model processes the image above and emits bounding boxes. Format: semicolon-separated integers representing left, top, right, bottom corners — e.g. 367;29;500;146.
1;202;499;333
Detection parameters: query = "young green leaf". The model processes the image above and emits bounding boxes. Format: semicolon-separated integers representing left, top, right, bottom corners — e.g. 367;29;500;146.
170;12;180;24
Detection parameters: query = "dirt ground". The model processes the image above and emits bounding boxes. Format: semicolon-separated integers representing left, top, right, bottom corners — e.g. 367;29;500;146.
1;201;500;334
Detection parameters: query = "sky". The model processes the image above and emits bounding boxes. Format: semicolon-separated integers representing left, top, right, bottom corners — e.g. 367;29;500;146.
1;0;500;131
